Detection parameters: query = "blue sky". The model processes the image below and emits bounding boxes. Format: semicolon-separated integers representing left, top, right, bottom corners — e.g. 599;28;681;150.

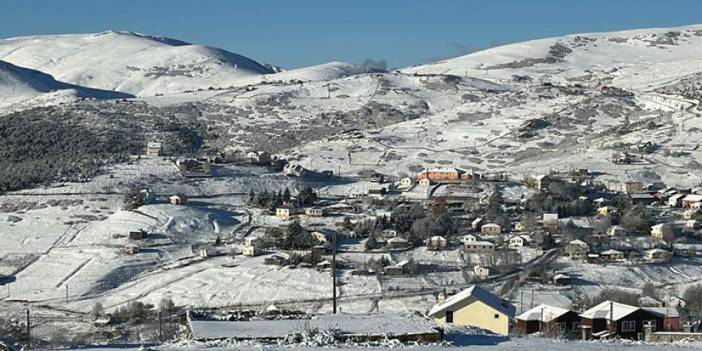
2;0;702;69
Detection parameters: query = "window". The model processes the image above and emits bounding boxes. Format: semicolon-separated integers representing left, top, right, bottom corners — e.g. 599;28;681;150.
572;321;581;331
446;311;453;324
621;320;636;332
494;314;500;319
558;322;566;333
647;320;657;332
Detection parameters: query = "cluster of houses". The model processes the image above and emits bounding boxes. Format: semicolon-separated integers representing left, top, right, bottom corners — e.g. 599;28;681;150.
426;285;684;341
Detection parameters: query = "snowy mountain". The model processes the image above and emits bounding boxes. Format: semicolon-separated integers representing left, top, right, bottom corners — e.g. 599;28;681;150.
0;30;275;96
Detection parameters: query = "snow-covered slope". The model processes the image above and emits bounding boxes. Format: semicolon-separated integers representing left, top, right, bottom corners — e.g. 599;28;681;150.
0;59;132;108
403;24;702;91
0;30;274;96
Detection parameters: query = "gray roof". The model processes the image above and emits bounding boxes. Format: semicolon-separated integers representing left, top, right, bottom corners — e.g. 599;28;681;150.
644;307;680;318
428;285;515;318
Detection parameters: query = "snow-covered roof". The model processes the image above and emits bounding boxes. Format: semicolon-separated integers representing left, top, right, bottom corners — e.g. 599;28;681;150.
420;167;463;174
472;241;495;246
568;239;588;247
644;307;680;318
517;304;571;322
645;248;671;255
387;237;408;243
600;249;623;255
482;223;501;228
580;300;638;320
684;194;702;202
428;285;515;318
471;217;483;225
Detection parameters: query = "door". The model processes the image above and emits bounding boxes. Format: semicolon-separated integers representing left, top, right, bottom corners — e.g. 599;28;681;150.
446;311;454;324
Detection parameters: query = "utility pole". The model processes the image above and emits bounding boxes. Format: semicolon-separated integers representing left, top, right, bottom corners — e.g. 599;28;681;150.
332;231;337;314
158;311;163;341
26;307;30;350
610;301;614;336
520;290;524;314
66;284;69;303
530;289;534;309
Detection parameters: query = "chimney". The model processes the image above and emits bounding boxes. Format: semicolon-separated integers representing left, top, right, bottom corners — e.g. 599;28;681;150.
437;290;448;303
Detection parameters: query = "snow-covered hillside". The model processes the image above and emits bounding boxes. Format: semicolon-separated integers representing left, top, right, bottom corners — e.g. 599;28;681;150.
0;30;275;96
0;59;132;108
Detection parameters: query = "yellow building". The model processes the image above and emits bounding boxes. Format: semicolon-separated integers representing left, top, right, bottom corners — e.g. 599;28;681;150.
428;285;515;335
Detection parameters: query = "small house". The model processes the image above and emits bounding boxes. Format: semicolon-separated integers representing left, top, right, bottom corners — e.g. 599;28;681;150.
683;194;702;208
552;273;572;285
508;235;531;248
669;194;686;208
543;213;559;230
417;168;463;182
275;208;291;220
600;249;624;261
473;265;490;280
427;236;448;250
607;225;626;237
464;241;495;253
644;307;681;332
125;244;140;255
651;223;673;241
418;178;432;187
673;244;697;257
580;300;663;340
264;254;288;266
146;141;162;157
622;181;644;194
367;187;387;199
283;163;306;177
685;220;699;230
517;304;580;336
630;193;656;206
643;248;672;262
514;222;526;232
399;177;413;188
528;174;551;190
427;285;515;336
366;172;384;183
565;239;589;259
461;234;478;244
597;206;618;217
386;236;410;250
128;229;147;240
169;194;187;205
305;207;324;217
242;245;259;257
247;151;271;165
480;223;501;236
311;231;329;244
316;260;332;271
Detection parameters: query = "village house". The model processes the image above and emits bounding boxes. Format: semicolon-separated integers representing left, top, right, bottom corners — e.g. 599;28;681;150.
283;163;307;177
607;225;626;237
552;273;572;285
630;193;656;206
367;187;387;199
683;194;702;208
427;236;448;250
516;304;581;336
368;172;385;183
580;301;663;340
597;206;618;217
508;235;531;248
526;174;551;190
543;213;559;231
464;241;495;253
669;193;686;208
382;229;398;238
386;236;411;250
644;307;681;332
128;229;147;240
651;223;674;241
685;220;700;231
145;141;162;157
417;168;463;182
480;223;502;236
399;177;413;188
264;254;288;266
565;239;589;259
600;249;625;261
275;208;291;220
247;151;271;165
311;231;329;244
461;234;478;244
242;245;260;257
125;244;140;255
473;265;490;280
428;285;515;336
622;181;644;194
169;194;187;205
673;244;697;257
384;259;417;276
643;248;672;263
514;222;526;232
304;207;324;217
418;178;432;187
